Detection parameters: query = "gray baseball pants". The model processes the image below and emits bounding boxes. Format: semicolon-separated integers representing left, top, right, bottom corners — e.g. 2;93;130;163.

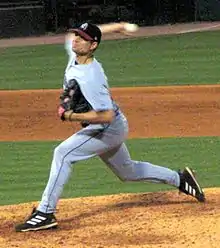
38;111;180;213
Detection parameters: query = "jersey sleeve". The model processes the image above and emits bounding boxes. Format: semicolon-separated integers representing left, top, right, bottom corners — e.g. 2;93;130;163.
79;81;113;111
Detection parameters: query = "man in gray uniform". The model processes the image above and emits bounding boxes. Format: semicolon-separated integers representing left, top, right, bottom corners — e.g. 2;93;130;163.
15;22;205;232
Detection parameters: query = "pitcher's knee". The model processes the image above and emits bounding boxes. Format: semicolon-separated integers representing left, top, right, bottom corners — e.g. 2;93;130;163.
53;143;72;163
111;160;136;182
54;145;63;158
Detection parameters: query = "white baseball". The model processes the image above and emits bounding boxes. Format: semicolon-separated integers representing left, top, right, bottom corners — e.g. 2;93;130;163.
124;23;139;32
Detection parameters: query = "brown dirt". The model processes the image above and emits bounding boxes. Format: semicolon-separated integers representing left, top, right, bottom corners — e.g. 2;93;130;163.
1;85;220;141
0;189;219;248
0;22;220;248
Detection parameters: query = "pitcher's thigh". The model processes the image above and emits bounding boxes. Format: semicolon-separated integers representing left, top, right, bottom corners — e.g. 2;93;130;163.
54;129;121;162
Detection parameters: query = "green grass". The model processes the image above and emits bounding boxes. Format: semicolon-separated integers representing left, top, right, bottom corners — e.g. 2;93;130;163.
0;137;219;206
1;31;220;206
1;30;220;90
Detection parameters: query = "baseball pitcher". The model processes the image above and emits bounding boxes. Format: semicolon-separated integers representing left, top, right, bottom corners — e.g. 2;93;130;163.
15;22;205;232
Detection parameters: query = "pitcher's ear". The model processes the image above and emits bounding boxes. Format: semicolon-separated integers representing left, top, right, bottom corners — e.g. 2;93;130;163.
90;41;98;51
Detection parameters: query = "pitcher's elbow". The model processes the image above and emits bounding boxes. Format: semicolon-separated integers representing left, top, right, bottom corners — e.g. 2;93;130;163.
102;110;115;123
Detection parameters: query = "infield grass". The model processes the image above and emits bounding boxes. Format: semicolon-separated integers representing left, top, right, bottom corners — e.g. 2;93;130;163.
0;137;219;205
1;30;220;90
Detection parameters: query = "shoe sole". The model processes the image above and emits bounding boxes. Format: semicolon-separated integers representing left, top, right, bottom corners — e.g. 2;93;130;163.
185;167;205;202
16;222;58;232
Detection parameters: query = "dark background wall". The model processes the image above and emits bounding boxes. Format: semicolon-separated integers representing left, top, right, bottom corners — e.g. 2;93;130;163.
1;0;220;38
0;0;46;38
44;0;220;31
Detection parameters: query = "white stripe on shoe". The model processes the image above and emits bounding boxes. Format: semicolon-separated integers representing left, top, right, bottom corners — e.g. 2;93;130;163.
184;181;196;196
192;188;196;196
31;218;43;223
185;182;189;192
35;215;47;221
26;215;46;226
188;185;192;194
26;220;38;225
185;167;203;194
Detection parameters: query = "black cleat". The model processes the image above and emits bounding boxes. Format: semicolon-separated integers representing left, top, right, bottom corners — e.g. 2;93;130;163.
178;167;205;202
15;208;58;232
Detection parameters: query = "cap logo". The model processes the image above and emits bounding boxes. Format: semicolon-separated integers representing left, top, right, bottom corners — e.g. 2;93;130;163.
80;23;88;30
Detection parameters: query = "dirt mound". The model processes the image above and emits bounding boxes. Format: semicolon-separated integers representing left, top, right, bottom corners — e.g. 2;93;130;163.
0;188;219;248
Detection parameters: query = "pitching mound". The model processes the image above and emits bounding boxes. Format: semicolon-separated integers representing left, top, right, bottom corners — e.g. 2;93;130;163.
0;188;219;248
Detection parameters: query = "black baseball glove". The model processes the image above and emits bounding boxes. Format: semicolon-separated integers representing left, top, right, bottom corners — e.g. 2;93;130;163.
58;79;92;122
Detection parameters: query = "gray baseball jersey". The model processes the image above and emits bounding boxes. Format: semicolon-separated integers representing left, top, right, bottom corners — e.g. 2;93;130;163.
37;37;180;213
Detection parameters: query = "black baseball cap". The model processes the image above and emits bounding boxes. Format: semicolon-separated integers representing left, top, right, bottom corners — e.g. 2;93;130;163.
70;23;102;44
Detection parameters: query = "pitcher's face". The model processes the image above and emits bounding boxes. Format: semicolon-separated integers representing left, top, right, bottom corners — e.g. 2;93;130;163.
72;33;98;55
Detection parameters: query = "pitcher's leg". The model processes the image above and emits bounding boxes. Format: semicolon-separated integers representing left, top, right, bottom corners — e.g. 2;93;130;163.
100;143;180;187
38;129;108;213
37;145;73;213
